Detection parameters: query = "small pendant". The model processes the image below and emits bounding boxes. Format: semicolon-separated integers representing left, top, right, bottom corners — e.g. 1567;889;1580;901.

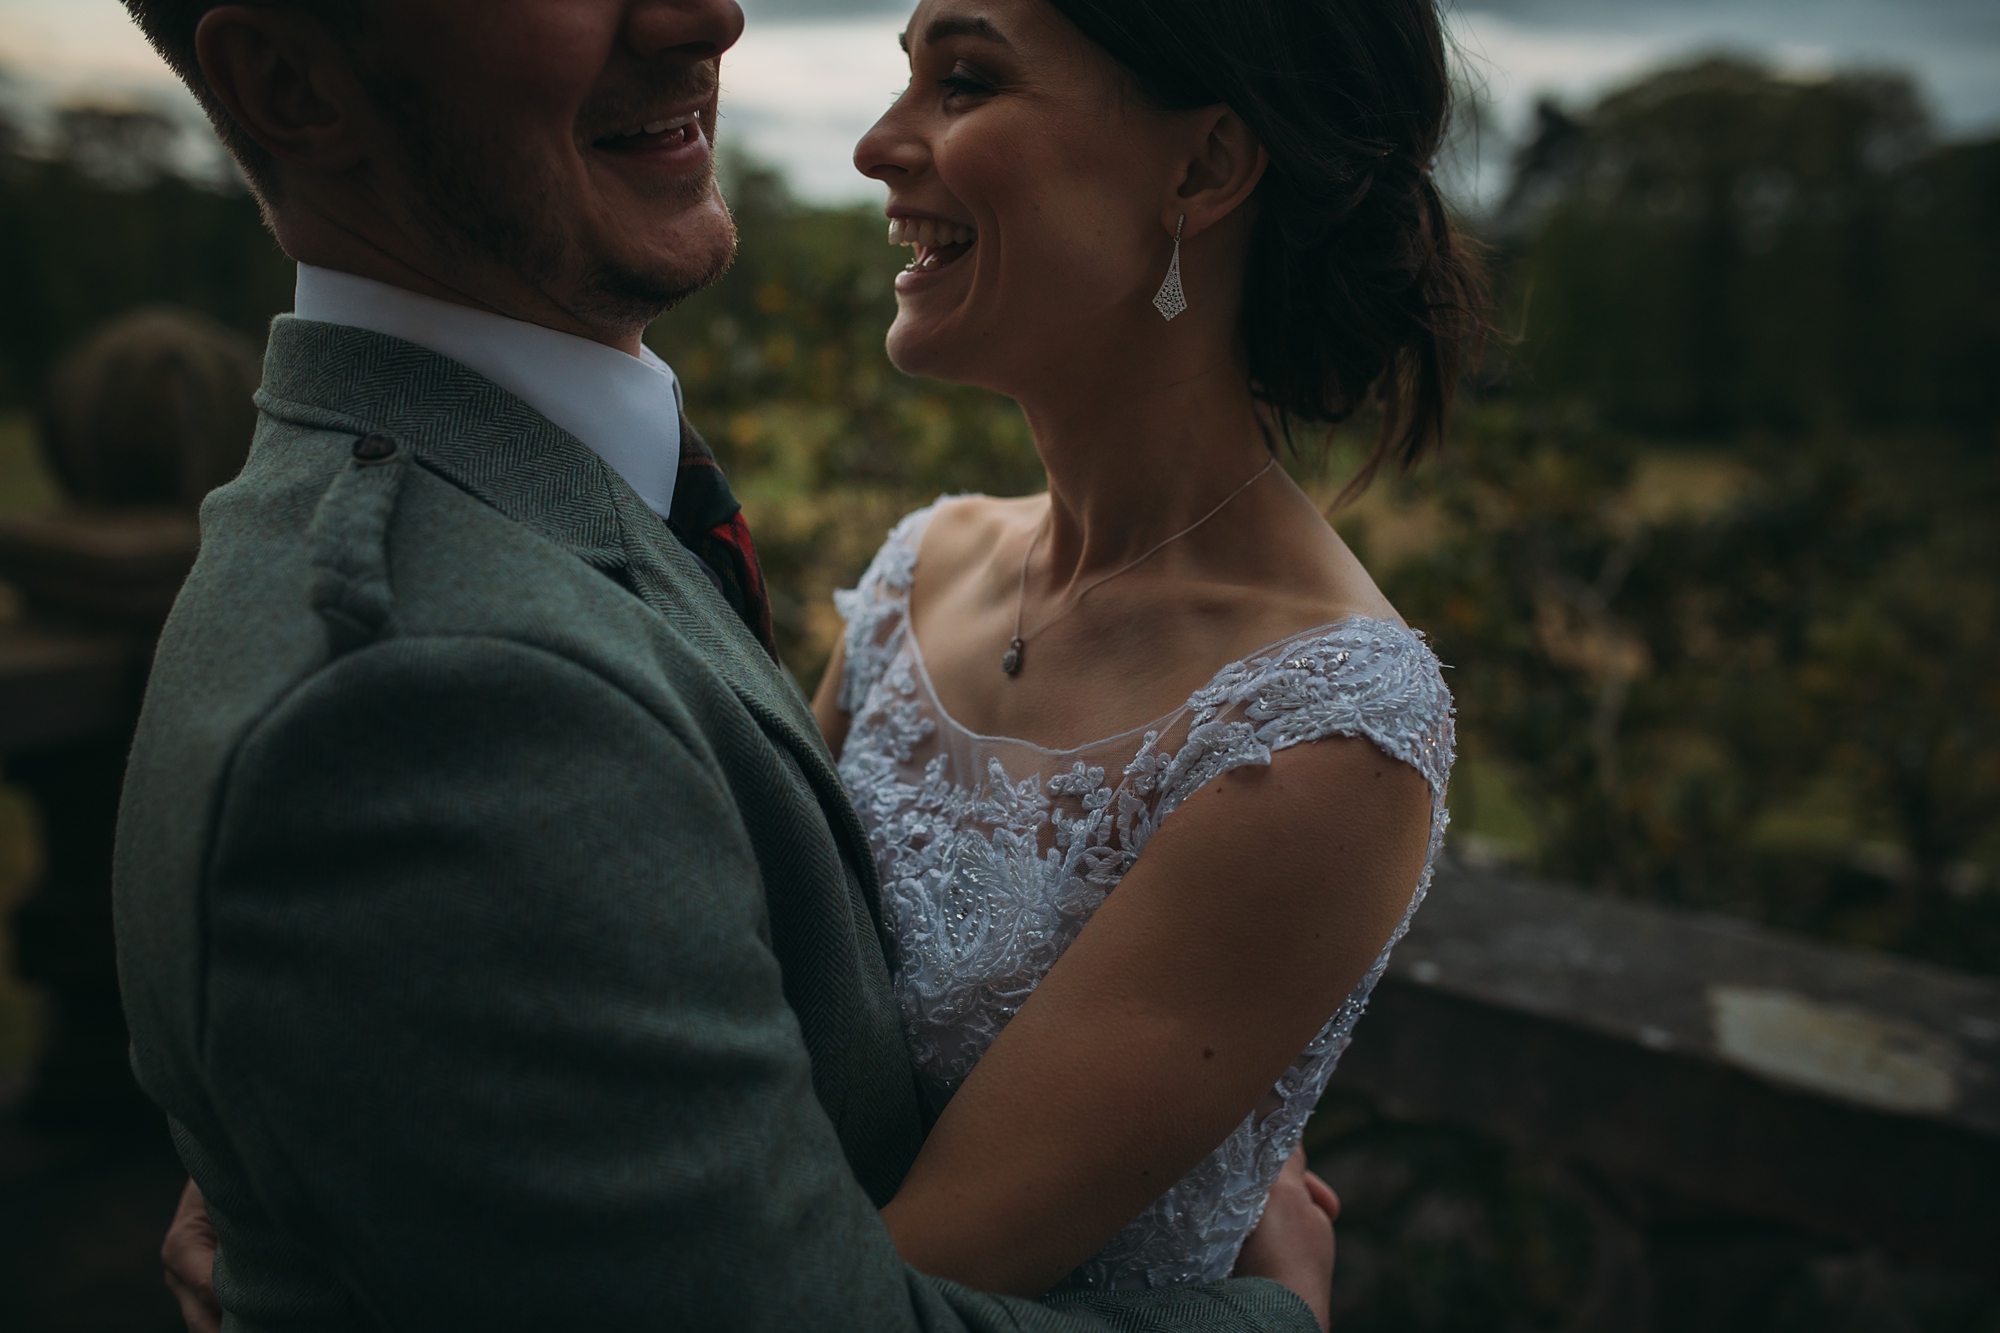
1000;637;1024;676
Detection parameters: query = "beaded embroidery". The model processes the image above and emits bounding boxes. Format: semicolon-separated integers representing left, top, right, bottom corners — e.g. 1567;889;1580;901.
834;499;1456;1289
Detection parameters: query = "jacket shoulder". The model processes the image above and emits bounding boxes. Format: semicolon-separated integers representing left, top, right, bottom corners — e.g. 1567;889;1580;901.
116;416;704;1112
196;416;676;677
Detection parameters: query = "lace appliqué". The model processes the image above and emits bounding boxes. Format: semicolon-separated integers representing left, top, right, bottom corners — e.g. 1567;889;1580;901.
836;500;1456;1291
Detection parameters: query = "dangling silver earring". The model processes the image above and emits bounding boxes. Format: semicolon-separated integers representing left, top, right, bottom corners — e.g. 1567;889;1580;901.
1152;215;1187;322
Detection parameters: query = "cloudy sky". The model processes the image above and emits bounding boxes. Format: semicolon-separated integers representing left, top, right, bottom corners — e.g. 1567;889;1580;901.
2;0;1995;204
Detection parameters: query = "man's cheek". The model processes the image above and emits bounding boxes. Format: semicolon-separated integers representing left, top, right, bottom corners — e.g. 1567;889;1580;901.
423;8;608;132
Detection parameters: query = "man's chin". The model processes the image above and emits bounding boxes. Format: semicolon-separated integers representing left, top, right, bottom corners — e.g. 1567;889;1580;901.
579;196;737;328
653;190;739;302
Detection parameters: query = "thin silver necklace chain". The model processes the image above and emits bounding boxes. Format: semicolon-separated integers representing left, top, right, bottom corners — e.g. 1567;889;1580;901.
1000;454;1279;677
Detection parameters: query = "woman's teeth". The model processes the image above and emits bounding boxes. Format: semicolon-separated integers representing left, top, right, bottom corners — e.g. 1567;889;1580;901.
887;218;977;248
888;218;977;273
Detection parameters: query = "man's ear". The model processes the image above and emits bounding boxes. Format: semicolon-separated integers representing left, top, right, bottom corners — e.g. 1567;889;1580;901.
195;5;367;178
1169;106;1269;240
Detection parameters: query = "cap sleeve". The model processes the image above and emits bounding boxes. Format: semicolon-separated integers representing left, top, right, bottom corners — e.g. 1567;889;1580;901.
830;500;946;717
1156;618;1457;821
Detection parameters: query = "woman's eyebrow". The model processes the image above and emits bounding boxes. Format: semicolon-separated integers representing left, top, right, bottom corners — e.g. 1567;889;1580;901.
915;15;1015;50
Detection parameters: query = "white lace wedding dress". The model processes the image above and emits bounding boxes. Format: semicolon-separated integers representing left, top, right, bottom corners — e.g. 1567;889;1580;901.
834;499;1456;1291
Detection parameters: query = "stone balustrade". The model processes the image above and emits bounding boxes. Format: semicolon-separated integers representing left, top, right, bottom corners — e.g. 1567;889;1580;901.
1328;863;2000;1278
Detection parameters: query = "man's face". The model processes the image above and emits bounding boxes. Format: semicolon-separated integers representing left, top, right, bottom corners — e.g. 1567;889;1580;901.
354;0;744;334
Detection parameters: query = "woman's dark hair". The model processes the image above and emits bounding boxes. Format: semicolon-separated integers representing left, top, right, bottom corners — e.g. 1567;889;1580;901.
1046;0;1487;494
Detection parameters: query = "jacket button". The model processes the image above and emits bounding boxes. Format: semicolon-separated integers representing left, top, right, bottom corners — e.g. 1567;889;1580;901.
353;432;399;462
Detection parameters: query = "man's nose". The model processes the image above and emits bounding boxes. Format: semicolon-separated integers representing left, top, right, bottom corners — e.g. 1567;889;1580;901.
626;0;746;61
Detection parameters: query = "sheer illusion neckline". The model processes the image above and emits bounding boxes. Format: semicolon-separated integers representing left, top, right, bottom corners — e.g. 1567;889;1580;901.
902;609;1398;756
901;501;1405;756
834;496;1458;1292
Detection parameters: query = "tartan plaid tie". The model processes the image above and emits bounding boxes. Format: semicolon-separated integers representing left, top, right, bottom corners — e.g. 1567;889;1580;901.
665;414;779;662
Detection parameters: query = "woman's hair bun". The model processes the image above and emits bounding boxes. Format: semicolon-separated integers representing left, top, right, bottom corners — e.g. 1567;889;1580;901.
1047;0;1488;491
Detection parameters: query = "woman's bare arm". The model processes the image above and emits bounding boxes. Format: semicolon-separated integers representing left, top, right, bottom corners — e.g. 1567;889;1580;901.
810;634;851;759
880;734;1432;1296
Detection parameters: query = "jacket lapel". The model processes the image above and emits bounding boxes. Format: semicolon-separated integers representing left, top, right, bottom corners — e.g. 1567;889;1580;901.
605;483;890;941
257;318;883;917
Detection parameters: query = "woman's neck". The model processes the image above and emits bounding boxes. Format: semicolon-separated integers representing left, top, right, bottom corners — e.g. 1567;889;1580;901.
1016;352;1277;592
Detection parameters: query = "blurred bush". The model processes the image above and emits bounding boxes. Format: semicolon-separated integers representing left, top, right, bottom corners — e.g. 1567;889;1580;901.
42;306;259;508
1356;408;1999;972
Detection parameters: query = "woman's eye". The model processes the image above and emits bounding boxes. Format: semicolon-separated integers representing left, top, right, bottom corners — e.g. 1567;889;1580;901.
939;68;994;99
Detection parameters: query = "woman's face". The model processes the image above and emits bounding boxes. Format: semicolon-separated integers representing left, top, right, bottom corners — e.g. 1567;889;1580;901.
854;0;1191;394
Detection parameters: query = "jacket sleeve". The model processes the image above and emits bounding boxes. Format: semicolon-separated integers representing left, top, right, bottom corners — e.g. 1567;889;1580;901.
200;635;1315;1333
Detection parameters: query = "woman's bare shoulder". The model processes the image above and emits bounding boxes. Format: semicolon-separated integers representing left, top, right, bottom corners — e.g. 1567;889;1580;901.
916;492;1045;587
1219;495;1408;652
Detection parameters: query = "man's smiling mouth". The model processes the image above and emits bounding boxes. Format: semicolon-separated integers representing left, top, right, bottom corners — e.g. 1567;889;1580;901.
596;111;704;153
890;216;977;272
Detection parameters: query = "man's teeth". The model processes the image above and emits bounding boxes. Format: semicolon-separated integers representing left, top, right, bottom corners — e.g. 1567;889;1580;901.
614;111;700;140
887;218;977;248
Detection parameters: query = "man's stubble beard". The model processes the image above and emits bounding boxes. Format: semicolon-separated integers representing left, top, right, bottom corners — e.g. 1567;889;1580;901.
367;69;736;335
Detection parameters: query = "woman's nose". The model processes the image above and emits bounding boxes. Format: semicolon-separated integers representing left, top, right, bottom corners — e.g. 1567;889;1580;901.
855;97;928;184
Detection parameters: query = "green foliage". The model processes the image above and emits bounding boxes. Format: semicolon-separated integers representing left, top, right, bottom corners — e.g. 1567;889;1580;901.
1363;408;2000;967
1419;56;2000;971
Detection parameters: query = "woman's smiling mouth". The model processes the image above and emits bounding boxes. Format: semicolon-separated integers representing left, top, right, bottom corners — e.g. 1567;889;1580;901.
889;216;978;276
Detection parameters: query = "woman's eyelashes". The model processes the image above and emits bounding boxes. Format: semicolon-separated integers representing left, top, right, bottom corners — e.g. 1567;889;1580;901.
939;63;997;102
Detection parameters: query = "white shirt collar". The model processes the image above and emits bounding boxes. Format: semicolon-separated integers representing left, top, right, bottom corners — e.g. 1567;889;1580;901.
293;263;681;518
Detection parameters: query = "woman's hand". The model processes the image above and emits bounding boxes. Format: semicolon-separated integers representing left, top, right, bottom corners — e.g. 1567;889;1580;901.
162;1178;222;1333
1233;1147;1340;1331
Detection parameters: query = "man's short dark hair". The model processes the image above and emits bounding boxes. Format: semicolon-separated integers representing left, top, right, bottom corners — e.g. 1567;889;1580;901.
122;1;363;199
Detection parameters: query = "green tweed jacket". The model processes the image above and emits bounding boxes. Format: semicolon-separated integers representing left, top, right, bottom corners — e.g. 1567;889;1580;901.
111;319;1315;1332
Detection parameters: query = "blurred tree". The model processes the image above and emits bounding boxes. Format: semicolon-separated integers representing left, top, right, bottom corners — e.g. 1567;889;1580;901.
1500;58;1998;438
1391;58;2000;970
0;108;290;408
1881;136;2000;432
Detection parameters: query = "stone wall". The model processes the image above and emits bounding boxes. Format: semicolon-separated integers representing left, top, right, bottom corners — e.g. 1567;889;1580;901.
1308;864;2000;1330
